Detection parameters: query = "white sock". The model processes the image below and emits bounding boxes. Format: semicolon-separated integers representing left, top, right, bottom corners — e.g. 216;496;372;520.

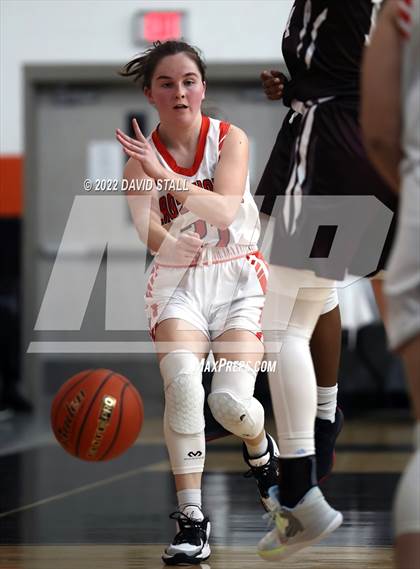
245;432;268;459
177;489;203;521
317;385;338;423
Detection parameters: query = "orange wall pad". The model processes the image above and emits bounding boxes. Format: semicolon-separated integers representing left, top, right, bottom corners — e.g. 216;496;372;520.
0;156;23;217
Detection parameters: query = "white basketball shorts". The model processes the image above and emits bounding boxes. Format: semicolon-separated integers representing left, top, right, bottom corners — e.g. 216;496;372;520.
145;245;268;342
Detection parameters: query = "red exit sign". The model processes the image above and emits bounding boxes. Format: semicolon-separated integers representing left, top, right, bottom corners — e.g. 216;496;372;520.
134;11;186;44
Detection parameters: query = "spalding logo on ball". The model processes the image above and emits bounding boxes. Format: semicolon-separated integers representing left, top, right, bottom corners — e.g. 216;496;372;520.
51;369;143;461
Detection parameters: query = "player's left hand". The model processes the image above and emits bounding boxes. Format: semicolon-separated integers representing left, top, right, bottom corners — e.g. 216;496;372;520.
116;119;166;180
261;70;288;100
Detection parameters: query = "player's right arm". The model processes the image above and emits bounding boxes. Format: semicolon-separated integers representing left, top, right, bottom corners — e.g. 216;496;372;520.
124;157;203;263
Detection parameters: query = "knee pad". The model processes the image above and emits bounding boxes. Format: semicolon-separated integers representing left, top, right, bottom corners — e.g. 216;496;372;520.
160;350;205;435
208;366;264;439
267;334;317;457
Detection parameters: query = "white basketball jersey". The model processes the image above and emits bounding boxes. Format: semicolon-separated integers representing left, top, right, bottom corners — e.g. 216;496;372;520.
148;115;260;247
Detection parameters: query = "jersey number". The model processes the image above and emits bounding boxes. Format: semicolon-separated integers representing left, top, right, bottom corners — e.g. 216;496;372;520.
182;220;230;247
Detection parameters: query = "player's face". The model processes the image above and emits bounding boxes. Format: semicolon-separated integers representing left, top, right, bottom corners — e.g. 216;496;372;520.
145;53;206;124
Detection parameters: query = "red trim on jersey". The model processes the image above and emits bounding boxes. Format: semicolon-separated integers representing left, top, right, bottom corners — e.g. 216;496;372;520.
399;3;412;21
247;251;269;294
218;121;231;152
255;331;264;344
398;0;413;37
151;115;210;176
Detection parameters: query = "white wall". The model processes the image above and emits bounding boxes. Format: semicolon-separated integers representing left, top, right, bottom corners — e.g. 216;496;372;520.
0;0;293;154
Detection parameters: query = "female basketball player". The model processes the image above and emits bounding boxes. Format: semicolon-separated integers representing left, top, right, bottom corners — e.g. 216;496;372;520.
116;40;279;566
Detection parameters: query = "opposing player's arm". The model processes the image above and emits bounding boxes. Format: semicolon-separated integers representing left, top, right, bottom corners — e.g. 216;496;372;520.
124;157;175;254
361;0;402;192
261;70;288;101
168;126;249;229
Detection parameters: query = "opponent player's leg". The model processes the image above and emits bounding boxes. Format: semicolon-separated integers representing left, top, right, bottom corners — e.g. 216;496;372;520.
258;265;342;561
204;299;344;453
311;306;341;391
393;336;420;569
209;328;280;511
155;319;211;566
311;295;344;482
261;215;343;483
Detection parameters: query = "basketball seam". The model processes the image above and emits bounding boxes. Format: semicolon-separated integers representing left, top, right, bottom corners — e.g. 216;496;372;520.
99;381;129;461
132;384;144;418
125;377;144;438
52;369;94;427
116;373;143;421
75;371;115;458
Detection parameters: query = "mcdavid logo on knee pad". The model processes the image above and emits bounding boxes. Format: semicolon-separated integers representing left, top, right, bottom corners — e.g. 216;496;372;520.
187;450;203;458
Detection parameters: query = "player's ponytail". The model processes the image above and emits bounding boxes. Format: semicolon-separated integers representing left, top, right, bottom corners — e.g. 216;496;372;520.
119;40;206;89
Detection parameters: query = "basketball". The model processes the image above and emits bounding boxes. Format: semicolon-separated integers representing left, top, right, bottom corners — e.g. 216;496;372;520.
51;369;144;461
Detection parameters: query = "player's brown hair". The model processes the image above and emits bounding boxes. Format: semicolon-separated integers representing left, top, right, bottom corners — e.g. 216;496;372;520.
119;40;206;89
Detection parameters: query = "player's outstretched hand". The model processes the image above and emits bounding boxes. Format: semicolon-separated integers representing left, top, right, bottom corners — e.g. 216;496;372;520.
159;232;203;265
261;70;288;100
116;119;165;180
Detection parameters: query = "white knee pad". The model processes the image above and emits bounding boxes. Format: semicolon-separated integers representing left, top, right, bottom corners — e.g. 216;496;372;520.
394;424;420;535
160;350;205;435
208;365;264;439
268;330;317;457
160;350;206;475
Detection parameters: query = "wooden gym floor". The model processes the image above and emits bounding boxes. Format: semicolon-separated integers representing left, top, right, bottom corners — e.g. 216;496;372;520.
0;416;412;569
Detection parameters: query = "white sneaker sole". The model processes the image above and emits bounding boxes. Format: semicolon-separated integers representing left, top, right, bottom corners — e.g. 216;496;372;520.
162;543;211;566
258;511;343;562
162;522;211;565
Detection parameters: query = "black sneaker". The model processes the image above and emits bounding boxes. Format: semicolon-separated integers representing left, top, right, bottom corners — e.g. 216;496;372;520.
243;433;280;511
162;510;211;566
315;407;344;483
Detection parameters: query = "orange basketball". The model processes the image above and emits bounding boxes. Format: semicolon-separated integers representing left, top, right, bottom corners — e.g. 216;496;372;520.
51;369;143;461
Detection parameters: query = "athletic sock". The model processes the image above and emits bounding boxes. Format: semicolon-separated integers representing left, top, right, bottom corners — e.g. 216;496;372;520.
279;456;317;508
316;385;338;423
177;489;204;521
245;432;269;459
